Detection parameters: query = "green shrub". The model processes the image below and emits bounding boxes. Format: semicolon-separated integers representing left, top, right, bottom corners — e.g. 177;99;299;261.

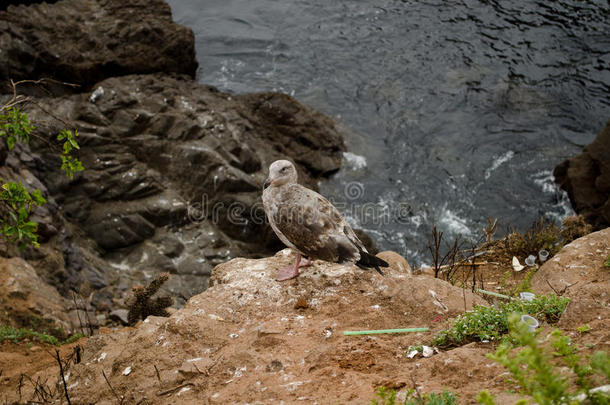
432;295;570;348
561;215;593;245
0;107;34;150
0;325;84;346
372;387;458;405
57;129;84;179
0;98;84;249
0;181;46;249
478;314;610;404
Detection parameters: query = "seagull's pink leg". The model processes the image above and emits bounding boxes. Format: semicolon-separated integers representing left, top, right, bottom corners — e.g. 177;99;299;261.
299;257;312;267
276;253;311;281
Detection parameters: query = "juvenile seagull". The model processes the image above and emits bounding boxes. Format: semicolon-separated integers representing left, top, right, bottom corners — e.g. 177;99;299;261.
262;160;388;281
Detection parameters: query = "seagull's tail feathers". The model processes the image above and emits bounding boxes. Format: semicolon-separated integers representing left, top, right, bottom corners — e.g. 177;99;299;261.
356;251;388;276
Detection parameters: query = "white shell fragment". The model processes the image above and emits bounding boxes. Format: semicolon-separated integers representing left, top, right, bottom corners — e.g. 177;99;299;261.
512;256;525;272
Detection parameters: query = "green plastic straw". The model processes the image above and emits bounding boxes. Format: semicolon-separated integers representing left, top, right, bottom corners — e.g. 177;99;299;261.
476;289;514;300
344;327;429;335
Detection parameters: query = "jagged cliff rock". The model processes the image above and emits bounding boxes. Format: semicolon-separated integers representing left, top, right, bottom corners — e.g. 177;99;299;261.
0;0;197;89
0;257;89;338
1;72;345;312
531;227;610;328
554;121;610;230
0;0;346;313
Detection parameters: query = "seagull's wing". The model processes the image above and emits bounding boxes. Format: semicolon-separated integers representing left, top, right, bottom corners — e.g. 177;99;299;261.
270;184;363;263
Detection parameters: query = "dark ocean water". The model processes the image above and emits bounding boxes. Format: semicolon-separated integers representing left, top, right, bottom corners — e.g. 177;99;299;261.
167;0;610;264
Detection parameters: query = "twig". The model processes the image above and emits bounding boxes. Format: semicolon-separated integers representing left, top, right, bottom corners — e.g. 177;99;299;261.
476;289;514;300
71;292;95;336
12;78;80;89
409;374;422;402
72;292;86;336
27;98;72;127
546;279;560;295
74;345;82;364
436;261;487;269
343;327;429;335
206;355;223;376
154;365;161;382
55;350;71;405
17;374;24;402
471;245;477;293
102;370;124;405
156;382;195;397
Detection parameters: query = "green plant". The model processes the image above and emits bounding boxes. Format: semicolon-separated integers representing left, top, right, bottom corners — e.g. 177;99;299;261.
372;387;458;405
561;215;593;245
0;89;84;249
605;255;610;268
432;295;570;347
0;325;84;346
0;181;46;249
577;324;592;334
478;315;610;404
0;107;34;150
510;267;537;296
57;129;84;179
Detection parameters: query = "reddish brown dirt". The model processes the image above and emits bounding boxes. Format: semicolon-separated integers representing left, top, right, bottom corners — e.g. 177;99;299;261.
0;228;608;404
0;338;86;404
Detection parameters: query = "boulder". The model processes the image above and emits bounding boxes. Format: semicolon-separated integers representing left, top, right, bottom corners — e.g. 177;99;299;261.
0;0;346;317
9;73;344;306
59;250;489;404
0;257;81;338
0;0;197;89
376;251;412;274
554;121;610;230
531;228;610;328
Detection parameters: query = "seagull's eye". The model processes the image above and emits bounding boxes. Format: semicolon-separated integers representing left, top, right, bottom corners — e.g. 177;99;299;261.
281;167;289;174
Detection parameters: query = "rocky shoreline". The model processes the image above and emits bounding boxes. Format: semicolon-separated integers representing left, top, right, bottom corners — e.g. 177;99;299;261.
1;0;344;329
0;1;609;403
0;0;608;337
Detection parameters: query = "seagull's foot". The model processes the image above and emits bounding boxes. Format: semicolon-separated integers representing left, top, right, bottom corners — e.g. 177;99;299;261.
276;264;300;281
276;254;310;281
298;258;312;267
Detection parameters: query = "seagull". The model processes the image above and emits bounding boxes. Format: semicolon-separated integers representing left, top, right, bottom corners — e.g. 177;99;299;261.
262;159;388;281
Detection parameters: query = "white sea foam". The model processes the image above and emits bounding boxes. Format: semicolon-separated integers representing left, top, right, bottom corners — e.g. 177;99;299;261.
438;206;472;236
342;152;367;170
484;150;515;180
531;170;558;194
530;170;575;222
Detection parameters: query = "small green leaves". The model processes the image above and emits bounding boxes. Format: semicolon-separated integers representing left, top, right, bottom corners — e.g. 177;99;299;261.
0;180;46;249
0;107;35;150
57;129;84;179
482;317;610;404
60;154;85;179
432;295;570;347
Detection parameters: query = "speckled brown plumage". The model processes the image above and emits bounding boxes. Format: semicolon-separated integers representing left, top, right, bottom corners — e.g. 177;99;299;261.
262;160;388;277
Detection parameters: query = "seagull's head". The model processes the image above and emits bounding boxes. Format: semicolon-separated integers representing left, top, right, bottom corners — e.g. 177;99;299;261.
264;160;298;189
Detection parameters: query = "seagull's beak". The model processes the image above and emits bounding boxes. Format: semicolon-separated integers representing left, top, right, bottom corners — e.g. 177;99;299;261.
263;178;272;189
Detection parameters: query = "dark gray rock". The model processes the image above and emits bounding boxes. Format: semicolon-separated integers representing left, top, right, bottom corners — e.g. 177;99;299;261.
0;0;197;90
554;120;610;230
0;0;346;315
14;73;344;308
109;309;129;325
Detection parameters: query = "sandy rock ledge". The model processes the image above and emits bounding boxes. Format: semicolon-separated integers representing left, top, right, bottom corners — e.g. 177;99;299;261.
64;249;494;404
